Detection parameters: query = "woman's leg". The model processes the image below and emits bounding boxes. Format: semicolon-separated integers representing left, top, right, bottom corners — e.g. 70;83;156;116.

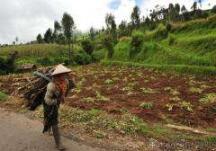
52;124;65;150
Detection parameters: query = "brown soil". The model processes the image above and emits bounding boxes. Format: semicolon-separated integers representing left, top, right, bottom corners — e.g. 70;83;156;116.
1;64;216;128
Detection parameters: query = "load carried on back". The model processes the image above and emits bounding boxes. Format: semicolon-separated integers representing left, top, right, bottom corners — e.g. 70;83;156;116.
19;65;75;110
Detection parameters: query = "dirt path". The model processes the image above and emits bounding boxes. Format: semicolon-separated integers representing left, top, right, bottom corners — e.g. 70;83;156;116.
0;108;103;151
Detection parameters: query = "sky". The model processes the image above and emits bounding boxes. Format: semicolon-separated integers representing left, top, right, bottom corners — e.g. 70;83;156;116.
0;0;215;44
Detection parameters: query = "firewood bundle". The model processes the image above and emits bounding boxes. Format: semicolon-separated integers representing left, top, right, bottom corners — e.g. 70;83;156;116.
22;67;53;110
19;67;75;110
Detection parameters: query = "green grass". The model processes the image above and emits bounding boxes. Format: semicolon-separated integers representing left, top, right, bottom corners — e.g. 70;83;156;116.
102;60;216;75
104;14;216;75
0;91;8;101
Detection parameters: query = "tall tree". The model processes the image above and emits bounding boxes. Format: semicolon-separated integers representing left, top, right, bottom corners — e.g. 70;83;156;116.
118;20;128;37
198;0;202;8
54;21;61;34
181;5;187;13
105;13;117;42
181;5;188;21
89;27;96;40
131;6;141;28
61;12;75;63
168;3;175;21
191;2;198;12
44;28;53;43
36;34;43;43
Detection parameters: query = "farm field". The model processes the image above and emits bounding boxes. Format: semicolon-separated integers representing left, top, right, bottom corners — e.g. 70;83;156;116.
0;64;216;150
68;64;216;127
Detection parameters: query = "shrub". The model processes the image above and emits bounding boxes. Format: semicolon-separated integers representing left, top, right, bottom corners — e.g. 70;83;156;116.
0;91;8;101
81;39;94;55
37;57;53;65
166;22;172;32
212;5;216;13
168;34;176;45
74;50;92;65
130;30;144;58
140;102;153;110
103;35;114;59
92;49;106;62
145;24;168;41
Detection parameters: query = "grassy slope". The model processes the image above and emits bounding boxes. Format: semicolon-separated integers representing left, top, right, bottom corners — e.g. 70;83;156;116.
0;44;85;65
110;15;216;74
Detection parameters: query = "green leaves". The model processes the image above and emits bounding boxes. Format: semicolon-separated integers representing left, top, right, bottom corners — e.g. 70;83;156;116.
0;91;8;102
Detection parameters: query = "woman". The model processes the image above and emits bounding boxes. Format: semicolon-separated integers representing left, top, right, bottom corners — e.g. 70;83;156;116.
43;64;71;150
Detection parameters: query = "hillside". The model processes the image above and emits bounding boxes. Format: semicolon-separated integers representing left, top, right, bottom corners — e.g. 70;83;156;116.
108;15;216;74
0;15;216;75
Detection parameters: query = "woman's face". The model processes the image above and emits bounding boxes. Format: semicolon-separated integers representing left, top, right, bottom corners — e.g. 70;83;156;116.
54;73;67;81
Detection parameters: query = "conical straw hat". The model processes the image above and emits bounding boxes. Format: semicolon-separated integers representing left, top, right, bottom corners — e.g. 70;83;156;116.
51;64;72;76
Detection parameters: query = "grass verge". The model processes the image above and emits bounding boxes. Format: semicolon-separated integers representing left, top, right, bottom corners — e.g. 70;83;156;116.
101;60;216;76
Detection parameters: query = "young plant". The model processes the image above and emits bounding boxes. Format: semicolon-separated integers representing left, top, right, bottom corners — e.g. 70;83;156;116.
140;102;154;110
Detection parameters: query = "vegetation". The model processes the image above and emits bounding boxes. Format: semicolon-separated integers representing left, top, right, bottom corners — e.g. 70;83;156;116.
1;1;216;75
0;91;8;101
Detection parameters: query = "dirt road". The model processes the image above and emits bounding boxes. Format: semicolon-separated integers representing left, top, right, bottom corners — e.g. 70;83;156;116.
0;108;102;151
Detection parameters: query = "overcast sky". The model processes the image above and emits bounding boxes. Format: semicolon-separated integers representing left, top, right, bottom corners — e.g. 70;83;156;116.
0;0;215;44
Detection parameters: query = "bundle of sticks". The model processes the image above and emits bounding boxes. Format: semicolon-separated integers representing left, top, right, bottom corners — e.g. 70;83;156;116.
19;67;75;110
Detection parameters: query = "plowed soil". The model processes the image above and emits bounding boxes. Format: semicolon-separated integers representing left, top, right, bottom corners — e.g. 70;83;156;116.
1;64;216;128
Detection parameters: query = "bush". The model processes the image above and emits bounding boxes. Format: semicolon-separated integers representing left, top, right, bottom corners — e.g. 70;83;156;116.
168;34;176;45
166;22;172;32
81;39;94;55
74;50;92;65
37;57;53;65
130;30;144;58
103;35;114;59
145;24;168;41
92;49;106;62
212;5;216;13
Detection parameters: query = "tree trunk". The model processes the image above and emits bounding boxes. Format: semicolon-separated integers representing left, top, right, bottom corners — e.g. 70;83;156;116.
68;40;71;64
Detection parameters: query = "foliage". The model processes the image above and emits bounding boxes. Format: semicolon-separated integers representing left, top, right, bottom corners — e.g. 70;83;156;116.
130;30;144;58
44;28;53;43
0;91;8;101
131;6;140;28
103;35;114;59
199;93;216;104
144;24;168;40
139;102;154;110
36;57;54;65
74;50;92;65
36;34;43;43
81;39;94;55
168;34;176;45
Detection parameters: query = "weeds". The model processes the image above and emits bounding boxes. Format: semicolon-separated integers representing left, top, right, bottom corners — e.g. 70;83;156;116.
0;91;8;101
199;93;216;104
140;102;154;110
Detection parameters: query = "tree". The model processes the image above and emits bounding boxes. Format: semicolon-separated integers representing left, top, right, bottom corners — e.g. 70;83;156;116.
89;27;96;41
36;34;43;43
175;3;180;15
61;12;75;63
15;37;19;44
118;20;128;37
103;35;114;59
191;2;198;12
198;0;202;8
181;5;188;21
181;5;187;14
105;13;117;42
44;28;53;43
81;39;94;55
212;5;216;13
54;21;61;33
131;6;140;28
168;3;175;21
